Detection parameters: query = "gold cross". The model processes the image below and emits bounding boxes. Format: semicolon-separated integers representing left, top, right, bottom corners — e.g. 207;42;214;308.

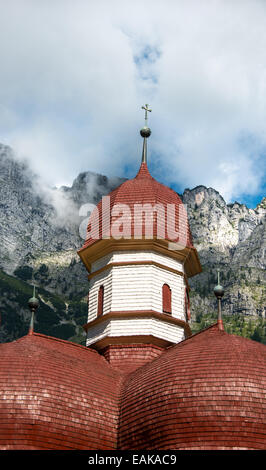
142;104;152;124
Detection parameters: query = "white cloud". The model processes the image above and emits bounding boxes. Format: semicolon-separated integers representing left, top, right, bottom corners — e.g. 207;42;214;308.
0;0;265;203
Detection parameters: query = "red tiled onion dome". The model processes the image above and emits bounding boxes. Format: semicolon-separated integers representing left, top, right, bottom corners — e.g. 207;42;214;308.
118;324;266;450
0;333;122;450
81;162;194;250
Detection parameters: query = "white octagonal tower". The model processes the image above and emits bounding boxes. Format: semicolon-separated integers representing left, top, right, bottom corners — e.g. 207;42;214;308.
78;106;201;369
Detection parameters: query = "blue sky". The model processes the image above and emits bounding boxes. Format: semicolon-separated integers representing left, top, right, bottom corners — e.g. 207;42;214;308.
0;0;265;208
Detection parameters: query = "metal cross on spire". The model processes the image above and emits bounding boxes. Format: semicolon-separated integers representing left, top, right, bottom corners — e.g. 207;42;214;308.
140;104;152;164
142;104;152;126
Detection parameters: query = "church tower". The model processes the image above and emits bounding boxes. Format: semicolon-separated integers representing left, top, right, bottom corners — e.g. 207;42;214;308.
1;107;264;452
78;106;202;371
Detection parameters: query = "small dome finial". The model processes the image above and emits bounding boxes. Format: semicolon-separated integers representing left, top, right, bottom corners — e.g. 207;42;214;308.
213;269;224;331
28;285;39;335
140;104;152;163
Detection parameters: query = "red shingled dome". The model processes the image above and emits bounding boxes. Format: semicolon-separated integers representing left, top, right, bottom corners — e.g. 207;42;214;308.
0;333;122;450
118;324;266;450
0;325;265;450
82;162;194;250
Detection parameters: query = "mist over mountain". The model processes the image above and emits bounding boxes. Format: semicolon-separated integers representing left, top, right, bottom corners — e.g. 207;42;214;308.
0;143;265;344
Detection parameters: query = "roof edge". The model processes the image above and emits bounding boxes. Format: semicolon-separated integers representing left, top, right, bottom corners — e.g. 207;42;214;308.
1;331;100;355
166;322;225;351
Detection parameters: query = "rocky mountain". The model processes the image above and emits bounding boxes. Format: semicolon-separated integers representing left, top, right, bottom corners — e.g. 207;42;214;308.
182;186;265;338
0;143;265;344
0;144;125;296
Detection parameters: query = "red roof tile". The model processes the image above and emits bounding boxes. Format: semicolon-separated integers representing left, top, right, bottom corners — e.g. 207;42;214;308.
0;325;265;450
118;324;266;450
81;163;194;250
0;333;122;450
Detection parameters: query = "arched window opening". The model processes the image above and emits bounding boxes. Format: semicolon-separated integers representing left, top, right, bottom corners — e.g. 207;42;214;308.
162;283;172;314
185;287;191;321
97;285;104;317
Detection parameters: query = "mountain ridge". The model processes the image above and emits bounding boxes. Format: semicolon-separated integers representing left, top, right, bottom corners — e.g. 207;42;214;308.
0;142;265;344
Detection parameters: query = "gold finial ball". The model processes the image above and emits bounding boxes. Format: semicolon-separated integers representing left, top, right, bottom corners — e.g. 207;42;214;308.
140;127;151;138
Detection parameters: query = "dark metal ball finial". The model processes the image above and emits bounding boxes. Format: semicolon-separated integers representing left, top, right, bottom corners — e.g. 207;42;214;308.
28;286;39;334
28;286;39;312
214;284;225;298
28;296;39;312
140;127;151;138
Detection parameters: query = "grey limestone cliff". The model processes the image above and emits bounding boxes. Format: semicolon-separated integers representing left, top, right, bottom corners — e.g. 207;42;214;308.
0;143;265;343
182;185;265;321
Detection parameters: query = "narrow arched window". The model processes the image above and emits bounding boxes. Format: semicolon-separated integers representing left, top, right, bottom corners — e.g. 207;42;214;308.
162;283;172;314
185;287;191;321
97;285;104;317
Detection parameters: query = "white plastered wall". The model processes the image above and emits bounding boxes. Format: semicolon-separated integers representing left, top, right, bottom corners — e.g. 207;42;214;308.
86;316;186;347
91;250;183;273
88;251;186;323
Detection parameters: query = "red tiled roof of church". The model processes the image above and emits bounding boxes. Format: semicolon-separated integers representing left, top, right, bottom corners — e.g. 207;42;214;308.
118;323;266;450
0;324;265;450
81;162;194;250
0;332;122;450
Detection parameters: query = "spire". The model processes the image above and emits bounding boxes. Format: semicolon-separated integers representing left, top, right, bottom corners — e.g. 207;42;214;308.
28;285;39;335
213;269;225;331
140;104;152;164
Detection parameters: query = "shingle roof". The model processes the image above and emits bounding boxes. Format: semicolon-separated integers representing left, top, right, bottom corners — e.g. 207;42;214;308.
0;332;122;450
0;325;265;450
118;323;266;450
81;162;194;250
